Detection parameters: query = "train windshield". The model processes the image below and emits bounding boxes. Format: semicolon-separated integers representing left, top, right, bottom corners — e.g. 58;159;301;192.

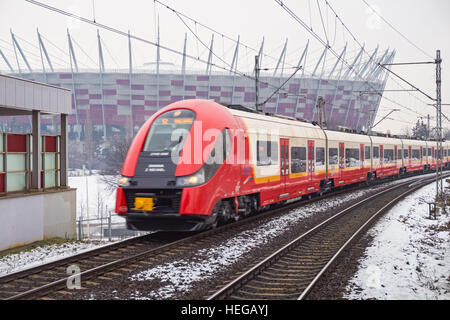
143;109;195;153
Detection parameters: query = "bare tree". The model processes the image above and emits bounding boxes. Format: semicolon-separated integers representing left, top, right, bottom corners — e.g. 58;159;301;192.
98;136;133;191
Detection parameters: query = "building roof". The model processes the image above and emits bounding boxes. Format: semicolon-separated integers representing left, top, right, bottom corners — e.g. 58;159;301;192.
0;74;71;115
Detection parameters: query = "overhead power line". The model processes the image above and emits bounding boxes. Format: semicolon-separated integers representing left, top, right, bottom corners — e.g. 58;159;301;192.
360;0;434;60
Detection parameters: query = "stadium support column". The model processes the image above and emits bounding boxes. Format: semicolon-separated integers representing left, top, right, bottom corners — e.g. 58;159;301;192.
435;49;443;201
128;30;133;138
97;29;107;140
274;38;288;114
293;40;309;118
0;48;14;72
206;34;214;100
328;44;347;128
67;29;79;129
182;33;187;100
230;35;240;105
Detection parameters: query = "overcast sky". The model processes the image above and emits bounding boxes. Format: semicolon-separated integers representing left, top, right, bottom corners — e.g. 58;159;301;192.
0;0;449;134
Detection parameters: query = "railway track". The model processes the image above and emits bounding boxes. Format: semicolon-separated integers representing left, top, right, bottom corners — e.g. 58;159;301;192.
207;174;447;300
0;172;442;300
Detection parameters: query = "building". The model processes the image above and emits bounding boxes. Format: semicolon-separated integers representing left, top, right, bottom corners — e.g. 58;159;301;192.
1;30;394;157
0;74;75;251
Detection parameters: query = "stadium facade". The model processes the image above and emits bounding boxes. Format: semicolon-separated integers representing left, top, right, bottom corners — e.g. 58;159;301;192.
1;30;395;141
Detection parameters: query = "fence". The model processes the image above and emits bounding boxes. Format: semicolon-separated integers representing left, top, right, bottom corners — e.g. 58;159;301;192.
76;211;145;241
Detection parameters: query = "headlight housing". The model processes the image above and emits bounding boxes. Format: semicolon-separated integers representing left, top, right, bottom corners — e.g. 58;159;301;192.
118;176;131;187
176;167;205;187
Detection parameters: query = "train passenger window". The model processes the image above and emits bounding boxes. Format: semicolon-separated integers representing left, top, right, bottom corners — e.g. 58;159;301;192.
428;148;432;157
373;147;379;159
412;149;420;160
398;149;402;160
404;149;409;159
316;147;325;166
257;141;278;166
365;146;371;160
384;149;394;163
329;148;338;165
291;147;307;173
345;149;360;167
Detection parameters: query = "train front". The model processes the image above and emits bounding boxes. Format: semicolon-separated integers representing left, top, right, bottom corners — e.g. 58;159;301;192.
115;99;240;231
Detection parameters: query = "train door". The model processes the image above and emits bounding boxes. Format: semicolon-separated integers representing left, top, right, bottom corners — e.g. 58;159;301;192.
394;145;398;167
360;144;365;169
308;140;315;181
420;147;423;165
339;142;345;178
380;145;384;167
409;146;412;164
280;139;289;188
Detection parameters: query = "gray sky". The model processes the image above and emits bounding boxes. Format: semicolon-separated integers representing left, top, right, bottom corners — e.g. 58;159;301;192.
0;0;449;134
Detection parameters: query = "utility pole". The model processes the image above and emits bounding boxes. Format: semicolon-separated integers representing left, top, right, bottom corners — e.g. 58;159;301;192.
435;50;443;202
255;55;260;112
316;96;326;128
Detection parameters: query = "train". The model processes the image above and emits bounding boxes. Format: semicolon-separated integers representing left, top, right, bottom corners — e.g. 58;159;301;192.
115;99;449;231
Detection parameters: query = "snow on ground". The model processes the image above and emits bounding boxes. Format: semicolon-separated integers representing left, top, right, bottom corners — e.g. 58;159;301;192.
69;175;122;223
345;182;450;300
128;181;411;299
0;241;108;276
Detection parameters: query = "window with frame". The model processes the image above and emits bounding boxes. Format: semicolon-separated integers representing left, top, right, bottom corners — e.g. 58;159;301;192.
397;149;402;160
384;149;394;163
345;149;360;167
316;147;325;166
365;146;371;160
404;149;409;159
329;148;338;165
428;148;432;157
373;146;379;159
257;140;278;166
291;147;307;173
411;149;420;160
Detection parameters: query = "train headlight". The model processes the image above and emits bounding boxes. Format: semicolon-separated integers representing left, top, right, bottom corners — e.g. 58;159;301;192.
118;176;131;187
176;167;206;187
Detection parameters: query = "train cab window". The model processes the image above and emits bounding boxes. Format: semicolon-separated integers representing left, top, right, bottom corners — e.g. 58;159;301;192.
398;149;402;160
345;149;360;167
316;147;325;166
365;146;371;160
329;148;338;165
143;109;195;153
373;147;379;159
291;147;307;173
384;149;394;164
257;140;278;166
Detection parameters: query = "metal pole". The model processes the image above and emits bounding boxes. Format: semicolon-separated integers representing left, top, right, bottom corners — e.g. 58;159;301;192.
108;211;112;242
436;50;443;202
255;55;260;112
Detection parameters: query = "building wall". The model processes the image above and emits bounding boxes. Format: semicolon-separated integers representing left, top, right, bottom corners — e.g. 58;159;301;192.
0;189;76;251
14;72;383;132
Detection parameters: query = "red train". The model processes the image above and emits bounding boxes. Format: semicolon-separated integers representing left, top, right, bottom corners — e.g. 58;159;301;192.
115;99;449;231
